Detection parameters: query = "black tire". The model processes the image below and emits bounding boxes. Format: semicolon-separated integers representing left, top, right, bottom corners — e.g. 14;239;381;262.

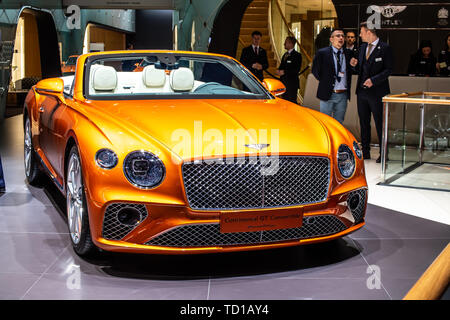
66;145;98;257
24;115;44;185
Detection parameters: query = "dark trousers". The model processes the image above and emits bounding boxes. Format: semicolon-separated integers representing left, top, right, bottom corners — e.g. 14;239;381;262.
282;88;298;103
281;78;299;104
356;90;383;156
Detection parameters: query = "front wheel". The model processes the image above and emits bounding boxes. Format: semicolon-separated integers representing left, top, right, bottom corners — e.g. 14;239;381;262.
24;116;43;185
66;145;98;257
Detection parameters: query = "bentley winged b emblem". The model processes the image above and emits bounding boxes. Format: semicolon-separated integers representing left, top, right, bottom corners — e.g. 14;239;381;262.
369;5;407;18
245;143;270;150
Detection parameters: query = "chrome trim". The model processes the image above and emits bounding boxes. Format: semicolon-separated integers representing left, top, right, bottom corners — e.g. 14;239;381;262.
181;156;331;211
244;143;270;150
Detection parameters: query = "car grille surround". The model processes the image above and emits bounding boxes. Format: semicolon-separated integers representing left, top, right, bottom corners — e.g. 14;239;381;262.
145;215;347;247
182;156;330;210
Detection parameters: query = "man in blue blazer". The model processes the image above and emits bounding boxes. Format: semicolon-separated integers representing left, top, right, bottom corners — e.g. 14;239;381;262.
350;22;393;162
312;28;353;124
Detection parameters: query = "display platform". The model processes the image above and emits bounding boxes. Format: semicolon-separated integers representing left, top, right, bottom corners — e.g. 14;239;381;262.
0;115;449;300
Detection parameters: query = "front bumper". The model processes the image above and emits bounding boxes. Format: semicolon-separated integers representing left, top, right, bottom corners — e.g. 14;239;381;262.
86;188;368;255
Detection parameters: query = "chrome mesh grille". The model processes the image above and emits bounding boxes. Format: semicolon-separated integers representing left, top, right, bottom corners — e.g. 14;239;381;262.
349;188;367;224
102;203;148;240
145;215;347;247
182;156;330;210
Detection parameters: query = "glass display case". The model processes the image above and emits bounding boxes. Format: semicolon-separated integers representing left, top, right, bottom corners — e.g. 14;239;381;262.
381;92;450;191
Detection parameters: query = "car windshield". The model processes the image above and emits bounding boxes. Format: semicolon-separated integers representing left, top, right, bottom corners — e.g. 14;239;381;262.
66;56;77;65
84;53;271;100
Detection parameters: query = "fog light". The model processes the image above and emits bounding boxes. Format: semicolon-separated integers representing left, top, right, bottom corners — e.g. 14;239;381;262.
117;207;142;226
348;194;360;211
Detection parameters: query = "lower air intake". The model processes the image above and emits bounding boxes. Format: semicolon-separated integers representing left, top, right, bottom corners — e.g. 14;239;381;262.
102;203;148;240
145;215;347;247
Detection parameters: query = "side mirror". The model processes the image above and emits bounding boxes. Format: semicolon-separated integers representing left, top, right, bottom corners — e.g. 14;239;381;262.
263;78;286;96
35;78;64;96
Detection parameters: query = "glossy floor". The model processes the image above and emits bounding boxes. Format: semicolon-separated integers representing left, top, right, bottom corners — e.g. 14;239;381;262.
0;115;449;300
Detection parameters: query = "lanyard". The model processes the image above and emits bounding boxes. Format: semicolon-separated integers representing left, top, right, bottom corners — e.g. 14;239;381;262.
333;51;344;78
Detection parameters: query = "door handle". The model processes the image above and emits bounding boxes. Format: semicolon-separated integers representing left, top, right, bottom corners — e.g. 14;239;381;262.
38;106;44;113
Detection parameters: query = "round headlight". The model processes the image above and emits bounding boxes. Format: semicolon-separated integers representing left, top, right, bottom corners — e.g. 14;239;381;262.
95;149;118;169
337;144;355;178
123;151;165;189
353;141;363;159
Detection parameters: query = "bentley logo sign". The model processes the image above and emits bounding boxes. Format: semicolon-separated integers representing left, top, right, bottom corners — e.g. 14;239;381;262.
367;5;407;28
370;5;407;18
245;144;270;150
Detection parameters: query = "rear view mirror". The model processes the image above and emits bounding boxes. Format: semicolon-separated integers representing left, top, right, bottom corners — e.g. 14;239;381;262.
263;78;286;96
35;78;64;96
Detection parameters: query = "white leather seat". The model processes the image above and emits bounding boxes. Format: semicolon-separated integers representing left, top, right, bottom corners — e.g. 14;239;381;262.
169;67;194;92
142;65;166;88
92;65;117;92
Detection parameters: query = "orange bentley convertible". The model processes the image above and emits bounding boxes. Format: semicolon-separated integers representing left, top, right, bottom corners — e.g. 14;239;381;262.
24;50;367;257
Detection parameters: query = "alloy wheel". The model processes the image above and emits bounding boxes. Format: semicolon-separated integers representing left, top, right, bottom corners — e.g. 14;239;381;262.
24;119;32;177
66;152;84;245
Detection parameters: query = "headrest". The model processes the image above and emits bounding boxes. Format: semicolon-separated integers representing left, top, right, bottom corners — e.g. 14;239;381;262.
92;66;117;91
142;65;166;87
170;67;194;92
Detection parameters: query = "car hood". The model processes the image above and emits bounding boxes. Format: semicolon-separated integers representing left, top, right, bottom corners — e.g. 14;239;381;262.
84;99;330;160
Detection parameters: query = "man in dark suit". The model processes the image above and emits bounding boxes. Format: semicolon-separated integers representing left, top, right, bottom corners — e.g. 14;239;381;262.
312;28;353;124
350;22;393;162
277;36;302;103
240;30;269;81
345;31;358;59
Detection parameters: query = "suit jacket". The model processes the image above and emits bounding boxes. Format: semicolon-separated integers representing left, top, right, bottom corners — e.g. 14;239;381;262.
311;46;353;101
354;40;393;97
240;45;269;81
346;46;359;59
278;49;302;88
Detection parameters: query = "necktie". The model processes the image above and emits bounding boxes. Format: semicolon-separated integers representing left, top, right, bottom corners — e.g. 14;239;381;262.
254;46;258;55
336;50;342;82
366;44;373;60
